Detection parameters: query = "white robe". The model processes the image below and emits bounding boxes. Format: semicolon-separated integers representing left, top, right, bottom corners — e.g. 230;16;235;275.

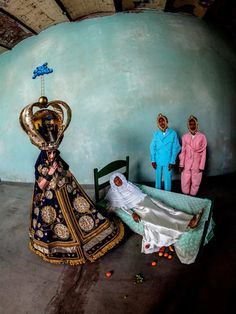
130;196;193;254
106;172;193;255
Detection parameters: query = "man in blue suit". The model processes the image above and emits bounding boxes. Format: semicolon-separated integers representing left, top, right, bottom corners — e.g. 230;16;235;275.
150;113;181;191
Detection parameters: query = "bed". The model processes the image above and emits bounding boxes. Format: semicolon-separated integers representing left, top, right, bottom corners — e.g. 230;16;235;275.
93;157;215;264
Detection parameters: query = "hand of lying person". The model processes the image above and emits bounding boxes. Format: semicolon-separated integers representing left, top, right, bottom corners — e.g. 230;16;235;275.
151;162;157;169
132;212;141;223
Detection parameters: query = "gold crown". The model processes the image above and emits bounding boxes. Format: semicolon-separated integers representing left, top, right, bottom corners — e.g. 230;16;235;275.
19;96;72;150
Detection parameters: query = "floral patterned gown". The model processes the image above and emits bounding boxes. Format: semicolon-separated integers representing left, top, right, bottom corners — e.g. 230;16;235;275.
29;150;124;265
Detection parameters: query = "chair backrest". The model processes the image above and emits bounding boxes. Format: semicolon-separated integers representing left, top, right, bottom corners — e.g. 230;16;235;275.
93;156;129;203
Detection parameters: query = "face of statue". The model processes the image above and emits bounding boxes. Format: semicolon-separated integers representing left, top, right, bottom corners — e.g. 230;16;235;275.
114;176;123;187
46;150;56;162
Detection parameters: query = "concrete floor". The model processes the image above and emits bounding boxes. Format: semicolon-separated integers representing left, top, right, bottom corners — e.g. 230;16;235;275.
0;173;235;314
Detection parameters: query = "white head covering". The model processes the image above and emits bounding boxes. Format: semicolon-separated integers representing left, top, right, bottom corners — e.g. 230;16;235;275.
105;172;146;209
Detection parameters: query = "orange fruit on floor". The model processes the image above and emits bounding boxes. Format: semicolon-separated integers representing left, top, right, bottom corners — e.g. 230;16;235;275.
105;271;112;278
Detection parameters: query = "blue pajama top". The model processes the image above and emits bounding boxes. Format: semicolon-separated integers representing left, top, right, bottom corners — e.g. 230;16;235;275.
150;128;181;166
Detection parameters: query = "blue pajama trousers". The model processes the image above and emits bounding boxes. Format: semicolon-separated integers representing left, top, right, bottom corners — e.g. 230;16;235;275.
155;165;172;191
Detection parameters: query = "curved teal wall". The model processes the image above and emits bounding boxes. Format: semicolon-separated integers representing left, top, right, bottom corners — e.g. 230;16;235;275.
0;11;236;183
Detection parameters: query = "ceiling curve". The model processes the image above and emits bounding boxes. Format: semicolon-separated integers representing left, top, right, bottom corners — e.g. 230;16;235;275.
0;0;235;55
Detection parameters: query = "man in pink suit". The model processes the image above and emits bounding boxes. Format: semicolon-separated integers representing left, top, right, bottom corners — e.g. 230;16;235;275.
179;115;207;196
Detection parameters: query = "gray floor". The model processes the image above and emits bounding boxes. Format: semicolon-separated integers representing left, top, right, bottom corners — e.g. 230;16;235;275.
0;174;235;314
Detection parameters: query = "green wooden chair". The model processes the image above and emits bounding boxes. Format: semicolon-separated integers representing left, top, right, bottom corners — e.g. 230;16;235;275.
93;156;129;210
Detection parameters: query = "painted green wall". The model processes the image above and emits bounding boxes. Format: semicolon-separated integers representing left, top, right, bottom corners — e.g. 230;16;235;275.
0;11;236;183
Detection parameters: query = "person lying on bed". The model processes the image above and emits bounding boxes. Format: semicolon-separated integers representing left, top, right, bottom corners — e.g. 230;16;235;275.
105;172;203;254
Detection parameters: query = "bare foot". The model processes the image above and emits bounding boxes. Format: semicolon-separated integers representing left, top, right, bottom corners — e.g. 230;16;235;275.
189;209;204;229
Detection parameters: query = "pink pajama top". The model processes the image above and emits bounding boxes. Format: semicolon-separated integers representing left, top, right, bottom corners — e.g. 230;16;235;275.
179;132;207;171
